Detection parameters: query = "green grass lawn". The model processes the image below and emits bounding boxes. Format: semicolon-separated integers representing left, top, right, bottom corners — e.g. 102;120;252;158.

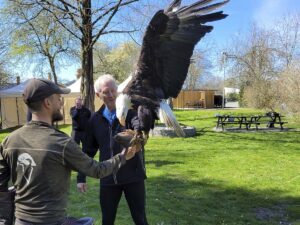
1;108;299;225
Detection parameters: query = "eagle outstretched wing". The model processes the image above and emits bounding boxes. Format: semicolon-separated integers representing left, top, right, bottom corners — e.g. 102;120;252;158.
124;0;229;100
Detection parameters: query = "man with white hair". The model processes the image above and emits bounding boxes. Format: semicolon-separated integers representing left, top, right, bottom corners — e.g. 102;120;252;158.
77;74;148;225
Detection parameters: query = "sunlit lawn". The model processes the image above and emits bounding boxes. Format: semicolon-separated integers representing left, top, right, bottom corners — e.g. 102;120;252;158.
1;108;299;225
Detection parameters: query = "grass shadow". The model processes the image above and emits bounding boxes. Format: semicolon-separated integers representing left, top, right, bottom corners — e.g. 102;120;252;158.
146;160;181;167
146;176;300;225
68;174;300;225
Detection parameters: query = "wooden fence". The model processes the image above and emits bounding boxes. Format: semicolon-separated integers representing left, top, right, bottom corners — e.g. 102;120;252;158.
172;90;216;109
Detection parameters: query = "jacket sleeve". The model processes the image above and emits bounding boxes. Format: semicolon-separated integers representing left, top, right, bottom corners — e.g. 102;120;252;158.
70;107;79;119
64;139;126;179
77;116;99;183
0;142;14;225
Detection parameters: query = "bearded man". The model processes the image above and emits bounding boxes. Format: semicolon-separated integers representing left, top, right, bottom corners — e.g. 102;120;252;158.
0;78;137;225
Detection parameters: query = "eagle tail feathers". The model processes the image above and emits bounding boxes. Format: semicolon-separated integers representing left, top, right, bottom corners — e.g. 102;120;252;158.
158;100;186;137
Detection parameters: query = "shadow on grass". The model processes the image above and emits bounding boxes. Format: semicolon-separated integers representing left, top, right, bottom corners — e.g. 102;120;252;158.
146;176;300;225
195;127;210;136
146;160;181;167
68;174;299;225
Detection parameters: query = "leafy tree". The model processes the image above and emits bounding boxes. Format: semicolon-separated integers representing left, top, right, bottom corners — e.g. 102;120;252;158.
183;47;215;90
94;41;140;82
6;3;76;84
16;0;139;111
222;24;282;109
276;63;300;116
0;7;14;86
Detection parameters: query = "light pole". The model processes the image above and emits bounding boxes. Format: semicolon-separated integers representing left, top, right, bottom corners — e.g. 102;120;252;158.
222;52;228;109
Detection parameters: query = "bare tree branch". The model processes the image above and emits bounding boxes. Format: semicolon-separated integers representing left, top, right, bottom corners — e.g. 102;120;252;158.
100;29;138;35
92;0;138;26
35;1;82;40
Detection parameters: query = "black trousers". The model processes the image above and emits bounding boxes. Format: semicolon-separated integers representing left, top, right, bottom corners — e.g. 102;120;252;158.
71;130;86;147
100;180;148;225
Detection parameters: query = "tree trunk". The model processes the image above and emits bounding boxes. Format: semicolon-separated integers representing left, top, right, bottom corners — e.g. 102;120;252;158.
81;0;95;112
49;57;58;84
81;47;95;112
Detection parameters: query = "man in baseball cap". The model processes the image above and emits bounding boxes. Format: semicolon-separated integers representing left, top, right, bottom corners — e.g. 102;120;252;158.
23;78;70;124
0;77;137;224
23;78;70;104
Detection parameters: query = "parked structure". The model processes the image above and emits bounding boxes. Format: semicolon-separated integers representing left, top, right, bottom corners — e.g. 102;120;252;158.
172;90;216;109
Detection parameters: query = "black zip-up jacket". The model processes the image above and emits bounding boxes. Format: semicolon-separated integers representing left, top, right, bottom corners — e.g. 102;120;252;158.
77;105;146;186
70;106;91;131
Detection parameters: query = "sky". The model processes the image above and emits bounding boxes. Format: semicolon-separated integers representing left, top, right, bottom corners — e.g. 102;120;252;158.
21;0;300;82
209;0;300;47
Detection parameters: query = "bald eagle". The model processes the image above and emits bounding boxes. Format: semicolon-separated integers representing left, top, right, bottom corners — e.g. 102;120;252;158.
116;0;229;146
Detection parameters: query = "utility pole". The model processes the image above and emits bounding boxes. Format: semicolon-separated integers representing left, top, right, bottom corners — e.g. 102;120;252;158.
222;52;228;109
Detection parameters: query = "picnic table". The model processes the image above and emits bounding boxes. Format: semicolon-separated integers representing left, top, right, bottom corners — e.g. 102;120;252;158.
216;112;287;130
248;112;287;130
216;115;248;130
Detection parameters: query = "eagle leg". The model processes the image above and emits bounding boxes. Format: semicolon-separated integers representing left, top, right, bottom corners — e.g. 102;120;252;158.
142;131;149;145
129;130;147;147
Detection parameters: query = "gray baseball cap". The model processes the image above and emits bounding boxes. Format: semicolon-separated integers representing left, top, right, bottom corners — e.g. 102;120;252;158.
23;78;70;104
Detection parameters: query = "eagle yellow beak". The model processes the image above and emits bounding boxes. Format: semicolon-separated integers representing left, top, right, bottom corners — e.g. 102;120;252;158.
119;117;126;126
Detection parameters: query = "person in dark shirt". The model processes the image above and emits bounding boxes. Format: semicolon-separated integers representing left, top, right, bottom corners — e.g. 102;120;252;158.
77;74;148;225
0;78;137;225
26;108;32;122
70;96;91;147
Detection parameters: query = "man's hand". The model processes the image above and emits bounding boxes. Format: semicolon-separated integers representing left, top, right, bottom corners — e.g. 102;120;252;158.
77;183;87;193
122;145;139;160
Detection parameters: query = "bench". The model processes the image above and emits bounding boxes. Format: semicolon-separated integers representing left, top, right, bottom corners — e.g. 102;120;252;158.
220;121;249;130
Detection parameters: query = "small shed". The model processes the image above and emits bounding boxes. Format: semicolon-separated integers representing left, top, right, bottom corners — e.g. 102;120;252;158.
172;90;216;109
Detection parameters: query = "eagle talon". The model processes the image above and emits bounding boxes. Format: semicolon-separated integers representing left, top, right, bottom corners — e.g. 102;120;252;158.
129;132;145;146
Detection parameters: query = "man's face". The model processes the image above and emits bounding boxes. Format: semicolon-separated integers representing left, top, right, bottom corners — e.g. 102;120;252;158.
75;98;82;108
49;94;64;122
98;81;117;109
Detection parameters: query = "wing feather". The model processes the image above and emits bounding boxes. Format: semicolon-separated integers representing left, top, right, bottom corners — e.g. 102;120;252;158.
164;0;182;13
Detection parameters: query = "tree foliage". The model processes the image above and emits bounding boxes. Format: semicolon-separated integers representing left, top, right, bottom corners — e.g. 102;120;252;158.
94;41;140;82
276;63;300;115
183;47;215;90
5;0;139;111
5;2;76;84
222;15;300;114
0;7;14;86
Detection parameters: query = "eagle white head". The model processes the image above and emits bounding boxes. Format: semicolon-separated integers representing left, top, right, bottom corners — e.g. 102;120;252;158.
116;93;132;126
